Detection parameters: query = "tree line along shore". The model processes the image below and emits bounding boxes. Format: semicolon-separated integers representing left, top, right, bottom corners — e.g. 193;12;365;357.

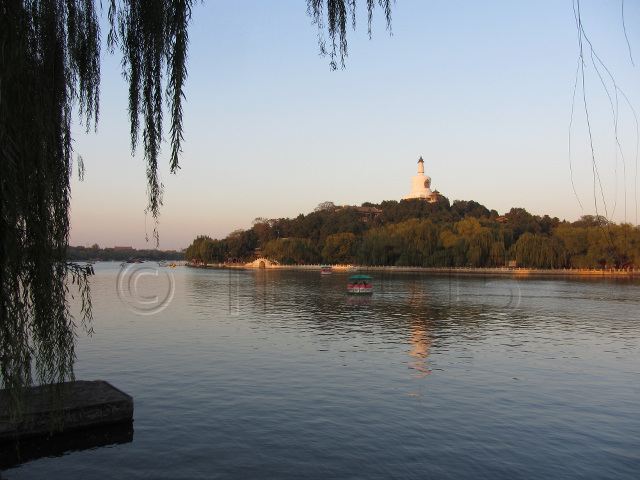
67;245;183;262
184;198;640;271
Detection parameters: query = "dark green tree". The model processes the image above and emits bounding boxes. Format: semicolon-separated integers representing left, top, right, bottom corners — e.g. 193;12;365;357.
451;200;490;219
357;228;400;266
323;232;356;264
468;228;493;267
263;238;319;265
184;235;211;261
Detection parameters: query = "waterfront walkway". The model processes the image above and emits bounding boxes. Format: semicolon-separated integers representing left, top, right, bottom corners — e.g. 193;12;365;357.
187;262;640;277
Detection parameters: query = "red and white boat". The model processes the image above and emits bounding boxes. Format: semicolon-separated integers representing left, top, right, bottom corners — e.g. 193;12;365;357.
347;275;373;295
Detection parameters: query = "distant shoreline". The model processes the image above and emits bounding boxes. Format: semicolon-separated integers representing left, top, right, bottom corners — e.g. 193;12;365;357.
187;262;640;277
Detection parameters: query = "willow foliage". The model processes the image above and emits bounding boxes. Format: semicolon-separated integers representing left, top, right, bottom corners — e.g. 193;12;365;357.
0;0;198;423
107;0;194;241
0;0;100;423
1;0;389;423
307;0;393;69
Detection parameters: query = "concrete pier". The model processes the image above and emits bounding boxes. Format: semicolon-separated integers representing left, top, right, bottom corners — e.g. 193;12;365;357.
0;380;133;443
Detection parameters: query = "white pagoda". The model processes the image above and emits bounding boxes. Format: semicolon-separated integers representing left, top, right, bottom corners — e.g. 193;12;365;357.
403;156;439;203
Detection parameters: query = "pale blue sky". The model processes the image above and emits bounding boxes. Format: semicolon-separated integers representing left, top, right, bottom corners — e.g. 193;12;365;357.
70;1;640;250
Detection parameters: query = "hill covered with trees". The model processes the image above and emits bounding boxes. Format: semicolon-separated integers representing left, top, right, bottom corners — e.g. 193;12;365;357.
184;198;640;270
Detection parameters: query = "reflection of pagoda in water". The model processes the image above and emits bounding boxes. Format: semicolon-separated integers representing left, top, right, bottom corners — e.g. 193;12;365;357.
408;323;432;379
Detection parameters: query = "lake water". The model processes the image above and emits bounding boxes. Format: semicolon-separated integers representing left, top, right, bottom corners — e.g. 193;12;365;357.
3;263;640;479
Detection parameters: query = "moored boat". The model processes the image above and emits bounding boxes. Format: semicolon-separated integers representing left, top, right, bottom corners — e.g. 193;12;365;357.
347;275;373;295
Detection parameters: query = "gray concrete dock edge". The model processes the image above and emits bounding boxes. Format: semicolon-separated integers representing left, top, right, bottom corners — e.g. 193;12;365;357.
0;380;133;443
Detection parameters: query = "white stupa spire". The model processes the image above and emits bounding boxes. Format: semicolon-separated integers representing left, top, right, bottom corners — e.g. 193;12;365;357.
403;156;436;202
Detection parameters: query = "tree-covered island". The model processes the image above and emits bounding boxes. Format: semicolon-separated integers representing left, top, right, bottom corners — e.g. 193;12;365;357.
185;198;640;270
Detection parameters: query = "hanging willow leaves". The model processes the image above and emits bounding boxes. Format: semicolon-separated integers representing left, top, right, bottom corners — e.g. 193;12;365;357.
307;0;393;70
0;0;98;424
107;0;194;244
0;0;389;427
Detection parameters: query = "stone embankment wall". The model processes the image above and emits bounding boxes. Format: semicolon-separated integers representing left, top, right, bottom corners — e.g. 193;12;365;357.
351;266;640;277
186;262;639;276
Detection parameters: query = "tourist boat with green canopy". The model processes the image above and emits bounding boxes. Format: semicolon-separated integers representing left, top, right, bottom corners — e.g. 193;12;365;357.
320;266;333;275
347;275;373;295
